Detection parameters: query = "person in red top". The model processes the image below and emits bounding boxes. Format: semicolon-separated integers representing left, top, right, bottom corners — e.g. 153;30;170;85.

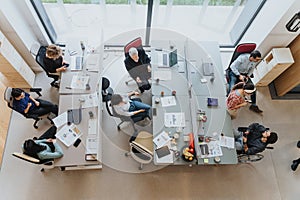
226;82;256;118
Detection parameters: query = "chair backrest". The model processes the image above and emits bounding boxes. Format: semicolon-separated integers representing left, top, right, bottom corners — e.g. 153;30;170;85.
101;77;114;116
124;37;143;56
228;43;256;68
36;46;49;74
130;141;153;164
12;152;54;170
111;105;133;122
4;87;13;109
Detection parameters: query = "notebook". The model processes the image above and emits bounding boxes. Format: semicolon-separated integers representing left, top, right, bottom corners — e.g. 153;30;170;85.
155;145;171;158
71;56;83;71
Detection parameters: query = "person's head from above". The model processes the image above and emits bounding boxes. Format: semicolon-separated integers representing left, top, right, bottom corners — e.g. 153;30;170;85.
46;44;62;60
261;132;278;144
128;47;139;62
23;139;46;158
243;83;256;95
111;94;123;106
249;50;262;62
11;88;25;100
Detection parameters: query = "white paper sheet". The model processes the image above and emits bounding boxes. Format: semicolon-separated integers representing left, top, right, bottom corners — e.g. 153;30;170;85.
160;96;176;107
52;111;67;128
153;131;172;148
88;118;97;136
164;112;185;127
80;92;99;108
70;75;89;90
219;135;235;149
55;124;82;147
86;137;98;154
200;141;223;158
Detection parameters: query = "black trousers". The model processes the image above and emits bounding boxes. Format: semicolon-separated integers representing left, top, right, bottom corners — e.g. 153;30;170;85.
38;126;57;140
29;99;58;116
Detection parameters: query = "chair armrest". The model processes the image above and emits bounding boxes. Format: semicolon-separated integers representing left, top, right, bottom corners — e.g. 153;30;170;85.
30;88;42;97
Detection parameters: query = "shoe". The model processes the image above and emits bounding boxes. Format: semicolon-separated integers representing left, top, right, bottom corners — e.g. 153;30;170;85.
291;161;299;171
249;105;263;113
297;141;300;148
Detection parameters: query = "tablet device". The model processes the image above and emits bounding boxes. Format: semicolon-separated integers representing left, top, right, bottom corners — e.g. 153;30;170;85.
155;145;171;158
207;98;218;106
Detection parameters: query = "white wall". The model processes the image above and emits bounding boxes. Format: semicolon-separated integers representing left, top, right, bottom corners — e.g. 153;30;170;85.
0;0;51;72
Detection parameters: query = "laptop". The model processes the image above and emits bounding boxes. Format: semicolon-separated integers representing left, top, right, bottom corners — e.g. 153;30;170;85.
70;56;83;71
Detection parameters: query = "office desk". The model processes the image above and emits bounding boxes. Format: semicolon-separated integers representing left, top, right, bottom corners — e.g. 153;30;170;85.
151;40;237;165
54;94;102;170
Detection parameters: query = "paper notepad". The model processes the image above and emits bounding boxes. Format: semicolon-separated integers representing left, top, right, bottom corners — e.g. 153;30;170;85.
164;112;185;127
56;124;82;147
153;131;172;148
219;135;235;149
161;96;176;107
70;75;89;90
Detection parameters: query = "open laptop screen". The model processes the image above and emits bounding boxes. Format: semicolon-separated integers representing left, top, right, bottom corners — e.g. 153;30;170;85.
169;49;178;67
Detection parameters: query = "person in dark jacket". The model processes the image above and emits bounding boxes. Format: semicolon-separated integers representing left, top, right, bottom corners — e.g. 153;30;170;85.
234;123;278;155
43;44;68;73
124;47;151;93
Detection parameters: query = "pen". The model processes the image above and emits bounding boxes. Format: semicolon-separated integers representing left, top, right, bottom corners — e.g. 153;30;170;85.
65;87;72;89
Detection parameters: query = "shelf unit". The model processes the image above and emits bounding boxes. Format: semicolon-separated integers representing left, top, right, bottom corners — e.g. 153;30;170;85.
251;48;294;87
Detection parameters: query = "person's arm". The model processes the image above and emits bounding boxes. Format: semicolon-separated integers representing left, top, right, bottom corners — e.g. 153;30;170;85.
56;66;67;72
127;91;139;97
231;102;247;109
29;95;40;106
139;48;151;64
247;66;255;77
245;145;264;155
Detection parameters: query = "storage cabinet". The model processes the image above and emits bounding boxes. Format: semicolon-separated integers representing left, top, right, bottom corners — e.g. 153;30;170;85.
251;48;294;87
0;33;35;88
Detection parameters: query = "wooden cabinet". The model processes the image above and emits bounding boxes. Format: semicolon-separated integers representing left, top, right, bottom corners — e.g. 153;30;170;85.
251;48;294;87
0;33;35;88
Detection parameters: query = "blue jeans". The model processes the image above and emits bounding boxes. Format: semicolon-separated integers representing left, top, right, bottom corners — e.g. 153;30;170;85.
129;100;151;116
233;129;243;151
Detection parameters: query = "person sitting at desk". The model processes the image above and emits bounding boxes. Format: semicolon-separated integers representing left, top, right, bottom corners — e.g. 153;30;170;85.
111;91;151;118
226;82;256;118
234;123;278;155
44;44;68;73
22;126;63;160
124;47;151;93
11;88;58;117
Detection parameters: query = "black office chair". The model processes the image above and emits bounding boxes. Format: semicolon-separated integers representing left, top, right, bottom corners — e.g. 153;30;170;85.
4;87;53;129
102;77;114;116
35;46;60;88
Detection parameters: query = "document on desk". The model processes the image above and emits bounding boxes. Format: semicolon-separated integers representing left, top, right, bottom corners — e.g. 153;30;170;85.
70;75;90;90
52;111;68;128
155;144;174;164
200;141;223;158
88;118;97;136
153;70;172;80
219;135;235;149
80;92;99;108
55;124;82;147
86;137;98;154
153;131;172;148
86;54;99;72
164;112;185;127
161;96;176;107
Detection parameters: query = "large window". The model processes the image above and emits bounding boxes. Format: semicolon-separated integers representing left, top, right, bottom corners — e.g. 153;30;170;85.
40;0;264;45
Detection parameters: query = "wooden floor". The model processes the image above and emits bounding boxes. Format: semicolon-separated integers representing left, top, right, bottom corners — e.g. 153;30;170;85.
0;81;11;167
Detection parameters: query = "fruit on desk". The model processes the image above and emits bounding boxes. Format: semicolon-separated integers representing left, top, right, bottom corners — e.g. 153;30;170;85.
188;148;194;154
183;147;194;161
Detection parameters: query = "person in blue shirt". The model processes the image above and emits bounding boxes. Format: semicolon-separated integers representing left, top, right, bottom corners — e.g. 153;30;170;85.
22;126;63;160
11;88;58;117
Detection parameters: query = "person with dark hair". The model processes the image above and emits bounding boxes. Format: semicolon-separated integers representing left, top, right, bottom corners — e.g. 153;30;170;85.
291;141;300;171
234;123;278;155
22;126;63;160
111;91;151;117
227;50;262;113
11;88;58;117
43;44;68;73
226;82;256;118
124;47;151;93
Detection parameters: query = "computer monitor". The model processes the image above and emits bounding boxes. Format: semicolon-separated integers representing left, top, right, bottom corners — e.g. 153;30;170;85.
169;49;178;67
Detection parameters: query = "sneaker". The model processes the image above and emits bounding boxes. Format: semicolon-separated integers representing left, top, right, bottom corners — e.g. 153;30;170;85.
249;105;263;113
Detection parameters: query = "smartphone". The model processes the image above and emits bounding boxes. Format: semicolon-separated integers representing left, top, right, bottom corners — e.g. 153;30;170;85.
63;63;69;67
73;138;81;147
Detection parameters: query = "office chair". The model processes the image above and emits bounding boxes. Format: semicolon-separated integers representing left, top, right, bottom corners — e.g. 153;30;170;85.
4;87;53;129
101;77;114;116
124;37;143;85
225;43;257;84
12;152;54;172
35;46;60;88
125;131;154;170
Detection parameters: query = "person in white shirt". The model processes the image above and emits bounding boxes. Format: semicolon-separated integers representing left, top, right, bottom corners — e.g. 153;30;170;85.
111;91;151;117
